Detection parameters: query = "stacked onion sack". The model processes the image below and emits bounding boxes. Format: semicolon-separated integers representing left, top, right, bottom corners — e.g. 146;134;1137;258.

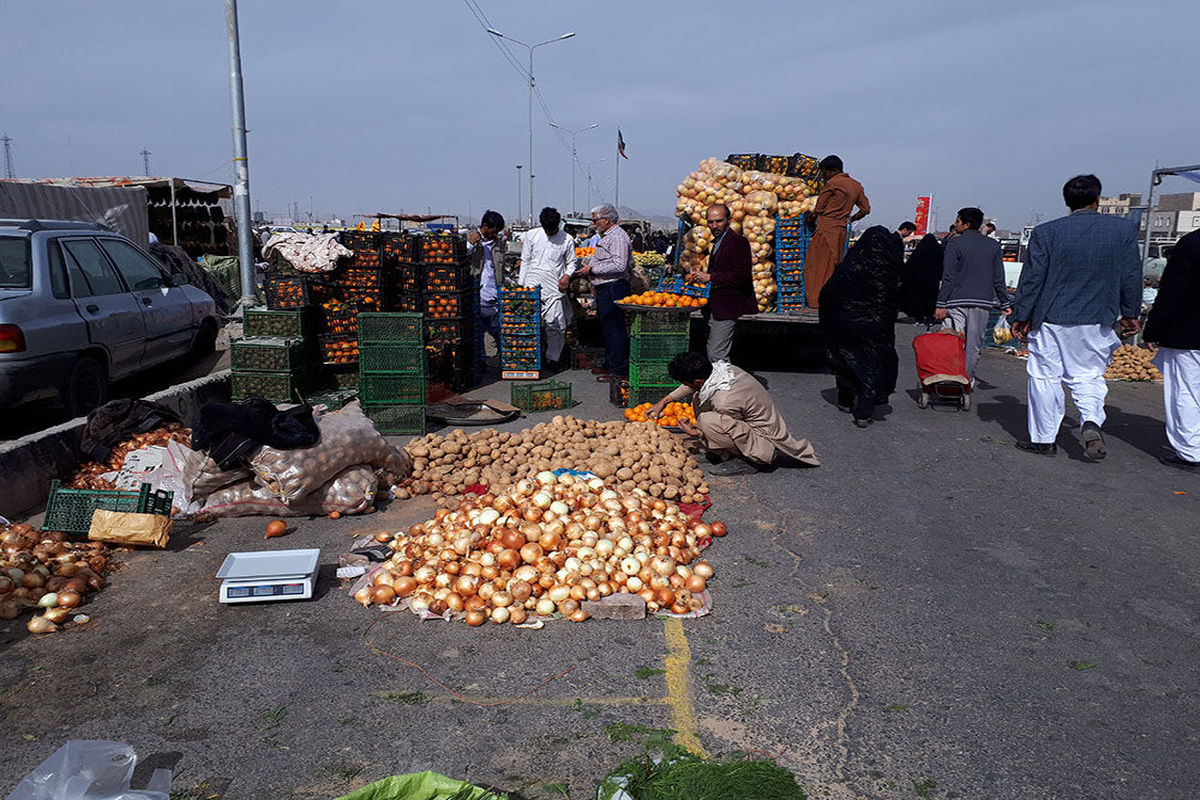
675;158;820;312
356;470;724;625
1105;344;1163;381
397;417;709;507
0;522;111;634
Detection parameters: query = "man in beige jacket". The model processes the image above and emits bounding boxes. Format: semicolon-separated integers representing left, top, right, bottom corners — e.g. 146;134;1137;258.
648;351;820;475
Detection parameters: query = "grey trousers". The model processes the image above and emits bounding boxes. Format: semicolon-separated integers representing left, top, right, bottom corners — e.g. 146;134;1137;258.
942;306;990;379
707;318;736;362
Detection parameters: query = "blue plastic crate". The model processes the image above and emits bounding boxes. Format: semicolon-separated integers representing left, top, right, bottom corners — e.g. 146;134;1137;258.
681;281;711;298
777;283;807;313
657;276;683;294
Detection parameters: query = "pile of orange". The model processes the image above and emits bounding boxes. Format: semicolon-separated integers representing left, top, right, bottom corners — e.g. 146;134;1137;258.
575;246;596;258
624;401;695;427
618;291;707;308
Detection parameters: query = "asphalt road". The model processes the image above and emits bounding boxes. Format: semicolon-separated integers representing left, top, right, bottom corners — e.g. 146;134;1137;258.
2;324;1197;800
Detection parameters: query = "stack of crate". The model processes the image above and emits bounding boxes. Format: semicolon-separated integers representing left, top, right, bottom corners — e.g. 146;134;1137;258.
775;216;809;313
417;233;480;393
358;312;426;435
231;308;317;403
626;309;690;407
499;285;541;380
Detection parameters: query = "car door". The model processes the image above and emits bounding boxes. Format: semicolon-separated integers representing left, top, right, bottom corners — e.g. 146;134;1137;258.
97;238;196;363
59;238;146;378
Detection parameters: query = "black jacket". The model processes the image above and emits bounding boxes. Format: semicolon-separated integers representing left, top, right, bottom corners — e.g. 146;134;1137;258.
1144;229;1200;350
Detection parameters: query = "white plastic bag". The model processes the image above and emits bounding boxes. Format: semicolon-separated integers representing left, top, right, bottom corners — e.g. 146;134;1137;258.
6;740;171;800
199;465;378;517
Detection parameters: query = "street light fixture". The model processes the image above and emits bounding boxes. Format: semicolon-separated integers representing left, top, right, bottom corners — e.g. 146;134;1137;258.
549;121;599;216
488;28;576;225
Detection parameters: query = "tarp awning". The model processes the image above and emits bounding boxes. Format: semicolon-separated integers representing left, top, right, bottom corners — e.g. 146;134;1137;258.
4;176;232;197
0;181;149;243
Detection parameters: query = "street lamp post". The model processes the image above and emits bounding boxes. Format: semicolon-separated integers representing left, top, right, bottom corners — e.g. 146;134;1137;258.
515;165;523;224
549;121;598;215
488;28;575;225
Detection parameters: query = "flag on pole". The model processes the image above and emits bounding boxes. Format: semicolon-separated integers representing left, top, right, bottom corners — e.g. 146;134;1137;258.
617;129;628;160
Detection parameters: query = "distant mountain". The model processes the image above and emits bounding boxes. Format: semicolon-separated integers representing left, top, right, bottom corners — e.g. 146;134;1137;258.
618;205;678;232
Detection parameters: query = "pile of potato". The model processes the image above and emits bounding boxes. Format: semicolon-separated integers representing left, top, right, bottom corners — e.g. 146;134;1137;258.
1105;345;1163;381
397;416;709;506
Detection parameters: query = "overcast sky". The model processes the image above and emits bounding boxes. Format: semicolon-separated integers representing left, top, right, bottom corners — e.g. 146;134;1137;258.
2;0;1196;231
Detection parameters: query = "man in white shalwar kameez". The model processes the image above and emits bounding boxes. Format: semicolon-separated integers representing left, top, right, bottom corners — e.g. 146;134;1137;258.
519;206;579;367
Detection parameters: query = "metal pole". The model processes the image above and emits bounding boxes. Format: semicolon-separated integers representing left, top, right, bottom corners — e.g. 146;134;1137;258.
528;48;534;225
571;137;577;216
516;165;523;223
615;135;620;212
169;180;178;245
1142;170;1157;263
225;0;256;306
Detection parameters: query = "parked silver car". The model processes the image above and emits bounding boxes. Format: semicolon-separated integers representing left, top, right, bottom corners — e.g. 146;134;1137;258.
0;219;218;416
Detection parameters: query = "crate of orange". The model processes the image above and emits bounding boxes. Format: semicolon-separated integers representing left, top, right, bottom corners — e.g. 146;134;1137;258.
617;290;707;310
624;401;696;428
415;233;467;265
511;379;572;412
320;335;359;366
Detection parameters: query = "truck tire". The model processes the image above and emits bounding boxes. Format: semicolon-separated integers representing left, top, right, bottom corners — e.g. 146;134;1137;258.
65;356;108;419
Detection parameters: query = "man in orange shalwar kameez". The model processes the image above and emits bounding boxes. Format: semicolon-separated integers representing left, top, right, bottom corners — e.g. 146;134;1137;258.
804;155;871;308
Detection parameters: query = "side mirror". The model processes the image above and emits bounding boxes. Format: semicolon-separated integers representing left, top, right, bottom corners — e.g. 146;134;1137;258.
167;273;191;287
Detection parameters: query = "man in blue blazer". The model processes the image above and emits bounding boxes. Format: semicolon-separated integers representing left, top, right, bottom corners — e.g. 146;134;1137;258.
1010;174;1142;459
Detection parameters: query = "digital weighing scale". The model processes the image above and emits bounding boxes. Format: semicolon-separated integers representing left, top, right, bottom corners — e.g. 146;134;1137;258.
216;548;320;604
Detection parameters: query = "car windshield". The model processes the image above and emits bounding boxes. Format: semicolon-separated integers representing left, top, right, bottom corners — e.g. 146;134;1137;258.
0;237;32;288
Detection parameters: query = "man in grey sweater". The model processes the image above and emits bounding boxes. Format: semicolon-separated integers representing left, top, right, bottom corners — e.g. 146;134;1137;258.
935;207;1011;383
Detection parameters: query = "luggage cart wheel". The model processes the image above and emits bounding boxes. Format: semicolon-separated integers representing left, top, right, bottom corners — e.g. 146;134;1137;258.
918;391;930;409
960;393;971;411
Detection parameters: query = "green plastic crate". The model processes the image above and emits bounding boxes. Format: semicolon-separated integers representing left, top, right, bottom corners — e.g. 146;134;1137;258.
630;333;690;363
629;360;673;387
358;340;426;374
510;379;572;412
244;308;313;339
359;373;426;405
628;383;677;408
327;367;359;390
42;480;173;535
303;388;359;409
631;310;691;336
230;337;309;372
364;403;427;435
231;370;312;402
358;312;424;343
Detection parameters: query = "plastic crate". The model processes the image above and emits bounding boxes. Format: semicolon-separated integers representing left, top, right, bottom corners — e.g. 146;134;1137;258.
389;262;423;294
424;262;473;294
657;276;684;294
681;280;711;299
628;383;676;408
340;230;381;252
244;308;313;339
415;234;467;265
381;232;414;263
326;364;359;389
424;291;470;320
511;379;572;412
336;267;383;290
231;370;312;403
359;312;423;343
317;300;360;336
629;360;673;387
359;372;426;405
346;249;382;269
777;283;807;313
303;388;359;410
630;333;689;362
631;310;690;336
42;480;174;535
230;337;309;372
425;317;474;344
571;346;605;371
364;403;426;435
358;340;426;374
759;155;789;175
320;334;359;365
265;275;317;309
786;152;823;184
340;285;384;313
726;153;759;170
500;317;540;337
391;291;421;313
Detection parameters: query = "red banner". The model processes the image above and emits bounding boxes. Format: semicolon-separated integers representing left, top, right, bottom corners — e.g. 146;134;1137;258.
914;196;931;236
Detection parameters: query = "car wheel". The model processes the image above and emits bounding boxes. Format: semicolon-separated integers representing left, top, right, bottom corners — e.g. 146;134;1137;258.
191;319;218;358
960;393;972;412
65;356;108;419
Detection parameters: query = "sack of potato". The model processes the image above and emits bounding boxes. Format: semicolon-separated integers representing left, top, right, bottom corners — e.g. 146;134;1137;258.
1104;344;1163;381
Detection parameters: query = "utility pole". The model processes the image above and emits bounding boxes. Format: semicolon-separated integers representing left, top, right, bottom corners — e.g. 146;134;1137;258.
140;148;152;176
2;134;15;179
225;0;256;306
516;165;523;224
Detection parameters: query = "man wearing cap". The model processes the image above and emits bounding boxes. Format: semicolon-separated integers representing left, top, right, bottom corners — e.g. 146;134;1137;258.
803;155;871;308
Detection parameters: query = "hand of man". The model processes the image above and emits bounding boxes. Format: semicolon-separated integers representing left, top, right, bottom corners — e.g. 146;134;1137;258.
557;274;570;292
934;308;948;321
1118;316;1141;337
677;419;700;437
647;399;668;420
1001;307;1012;316
468;230;481;245
687;271;710;284
575;265;591;278
1011;320;1032;340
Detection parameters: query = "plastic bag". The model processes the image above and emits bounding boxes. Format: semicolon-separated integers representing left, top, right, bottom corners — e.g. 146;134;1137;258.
994;315;1013;343
251;401;410;504
740;189;778;218
6;740;171;800
199;465;378;517
165;439;252;503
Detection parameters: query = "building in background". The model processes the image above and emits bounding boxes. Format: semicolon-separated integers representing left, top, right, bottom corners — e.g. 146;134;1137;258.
1099;192;1143;217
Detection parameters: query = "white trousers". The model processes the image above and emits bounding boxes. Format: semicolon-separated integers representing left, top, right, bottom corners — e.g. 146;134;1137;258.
1156;348;1200;461
1026;323;1119;444
541;294;571;362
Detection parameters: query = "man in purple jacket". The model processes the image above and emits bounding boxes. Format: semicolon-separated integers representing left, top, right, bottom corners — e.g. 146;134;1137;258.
686;203;757;362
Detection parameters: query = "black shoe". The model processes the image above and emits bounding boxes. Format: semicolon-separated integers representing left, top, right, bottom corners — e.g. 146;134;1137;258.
1016;441;1057;456
1081;421;1106;461
853;417;873;428
1160;452;1200;473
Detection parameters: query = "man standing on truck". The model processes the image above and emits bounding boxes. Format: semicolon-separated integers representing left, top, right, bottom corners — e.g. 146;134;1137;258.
804;155;870;308
1010;174;1142;460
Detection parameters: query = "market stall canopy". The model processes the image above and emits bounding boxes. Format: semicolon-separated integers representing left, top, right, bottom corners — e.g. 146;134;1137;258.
357;213;458;223
0;179;150;244
9;176;232;198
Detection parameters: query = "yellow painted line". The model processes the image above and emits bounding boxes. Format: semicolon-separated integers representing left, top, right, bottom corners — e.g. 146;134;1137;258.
663;617;708;757
412;694;668;707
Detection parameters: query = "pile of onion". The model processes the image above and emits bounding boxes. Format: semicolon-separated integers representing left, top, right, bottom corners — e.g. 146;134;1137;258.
356;471;721;625
1;523;108;634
